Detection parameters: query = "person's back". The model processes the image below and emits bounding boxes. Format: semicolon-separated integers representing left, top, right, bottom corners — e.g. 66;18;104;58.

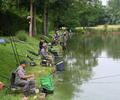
54;32;60;45
40;47;48;58
40;43;49;57
40;43;54;65
15;66;26;85
54;33;59;40
39;40;44;50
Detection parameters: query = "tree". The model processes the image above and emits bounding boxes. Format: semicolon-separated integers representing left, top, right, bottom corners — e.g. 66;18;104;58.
19;0;36;37
107;0;120;24
79;0;104;26
29;0;33;37
35;0;57;35
49;0;80;30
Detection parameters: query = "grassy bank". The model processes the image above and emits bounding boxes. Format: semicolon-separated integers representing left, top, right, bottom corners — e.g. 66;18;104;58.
0;36;56;100
90;25;120;30
76;25;120;35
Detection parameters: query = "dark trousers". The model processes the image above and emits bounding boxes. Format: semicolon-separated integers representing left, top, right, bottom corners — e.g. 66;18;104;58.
16;79;35;96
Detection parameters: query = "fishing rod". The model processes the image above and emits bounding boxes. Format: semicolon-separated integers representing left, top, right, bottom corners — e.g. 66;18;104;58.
0;74;9;80
9;52;40;61
6;11;20;66
17;40;38;51
9;36;20;65
27;50;39;56
11;36;20;63
27;50;63;58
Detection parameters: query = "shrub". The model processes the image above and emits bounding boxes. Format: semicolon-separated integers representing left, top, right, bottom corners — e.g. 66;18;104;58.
16;30;28;41
49;31;55;35
73;28;85;34
117;28;120;32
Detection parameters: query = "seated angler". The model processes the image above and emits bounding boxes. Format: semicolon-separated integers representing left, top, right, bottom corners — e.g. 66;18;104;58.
38;38;45;55
53;31;60;45
15;61;38;100
40;43;54;66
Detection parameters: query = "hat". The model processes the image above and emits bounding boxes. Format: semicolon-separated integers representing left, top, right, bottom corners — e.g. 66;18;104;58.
20;60;28;65
48;43;51;46
43;43;47;47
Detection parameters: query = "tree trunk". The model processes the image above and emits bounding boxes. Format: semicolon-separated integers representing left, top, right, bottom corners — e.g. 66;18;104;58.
43;7;48;35
33;4;37;36
29;0;33;37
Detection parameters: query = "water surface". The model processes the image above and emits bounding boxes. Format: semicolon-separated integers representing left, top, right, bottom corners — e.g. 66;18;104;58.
48;34;120;100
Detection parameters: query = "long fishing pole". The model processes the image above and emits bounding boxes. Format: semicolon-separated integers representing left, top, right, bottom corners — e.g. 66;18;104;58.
11;36;20;64
0;74;9;80
9;36;19;65
10;0;20;65
5;10;20;66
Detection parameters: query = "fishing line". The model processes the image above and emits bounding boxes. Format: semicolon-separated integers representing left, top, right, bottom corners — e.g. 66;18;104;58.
88;82;120;84
91;74;120;80
59;74;120;85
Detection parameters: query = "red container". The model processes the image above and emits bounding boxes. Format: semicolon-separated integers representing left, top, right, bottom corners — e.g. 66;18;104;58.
0;82;5;90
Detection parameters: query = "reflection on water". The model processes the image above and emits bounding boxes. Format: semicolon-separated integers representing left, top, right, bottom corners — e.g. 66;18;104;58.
73;50;120;100
47;34;120;100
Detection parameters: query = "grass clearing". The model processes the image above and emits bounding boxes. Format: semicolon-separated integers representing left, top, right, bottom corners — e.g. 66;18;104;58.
0;36;56;100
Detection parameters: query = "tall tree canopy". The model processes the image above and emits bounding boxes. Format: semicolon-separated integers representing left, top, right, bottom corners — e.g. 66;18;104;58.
0;0;107;36
107;0;120;24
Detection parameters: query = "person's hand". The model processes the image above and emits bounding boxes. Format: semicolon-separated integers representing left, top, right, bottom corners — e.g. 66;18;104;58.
22;96;28;100
27;74;34;80
30;74;34;78
25;74;34;80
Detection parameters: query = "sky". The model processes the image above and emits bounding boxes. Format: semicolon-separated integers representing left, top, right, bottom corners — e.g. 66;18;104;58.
101;0;109;5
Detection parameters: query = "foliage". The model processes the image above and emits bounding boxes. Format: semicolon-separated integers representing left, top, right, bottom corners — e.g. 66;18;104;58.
0;0;108;36
74;28;85;34
0;11;28;36
41;35;53;43
0;36;55;99
78;0;105;26
107;0;120;24
16;30;28;41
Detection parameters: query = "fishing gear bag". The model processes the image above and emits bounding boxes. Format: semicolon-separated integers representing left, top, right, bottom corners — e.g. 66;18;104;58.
39;75;54;94
10;70;18;88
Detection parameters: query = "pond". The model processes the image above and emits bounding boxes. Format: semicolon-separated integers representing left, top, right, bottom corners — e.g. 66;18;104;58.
47;34;120;100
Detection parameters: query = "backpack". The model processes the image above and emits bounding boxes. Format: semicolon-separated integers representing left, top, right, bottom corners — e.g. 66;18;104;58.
10;69;18;88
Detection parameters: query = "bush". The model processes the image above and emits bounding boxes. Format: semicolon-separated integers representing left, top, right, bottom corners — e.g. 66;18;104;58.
49;31;55;35
16;30;28;41
117;28;120;32
74;28;85;34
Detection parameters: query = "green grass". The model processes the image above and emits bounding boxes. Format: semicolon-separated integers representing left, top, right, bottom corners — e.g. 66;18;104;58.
88;25;120;33
92;25;120;29
76;25;120;35
0;36;55;100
